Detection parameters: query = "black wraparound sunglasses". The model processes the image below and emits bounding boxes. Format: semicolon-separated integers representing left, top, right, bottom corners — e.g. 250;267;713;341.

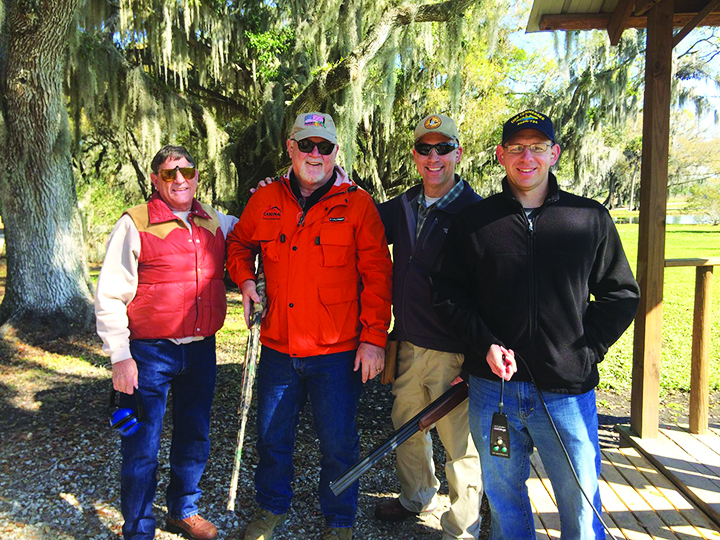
414;142;459;156
293;139;336;155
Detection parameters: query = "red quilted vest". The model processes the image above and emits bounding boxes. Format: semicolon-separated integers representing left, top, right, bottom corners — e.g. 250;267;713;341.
125;193;227;339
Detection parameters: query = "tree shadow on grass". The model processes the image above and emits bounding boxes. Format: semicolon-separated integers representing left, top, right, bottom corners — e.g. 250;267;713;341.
1;325;108;369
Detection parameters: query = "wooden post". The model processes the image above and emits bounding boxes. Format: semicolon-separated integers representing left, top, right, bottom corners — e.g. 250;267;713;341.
630;0;674;439
690;266;714;434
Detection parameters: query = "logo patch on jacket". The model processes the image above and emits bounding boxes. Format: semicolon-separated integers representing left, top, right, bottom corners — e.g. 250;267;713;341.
263;206;282;220
329;217;345;222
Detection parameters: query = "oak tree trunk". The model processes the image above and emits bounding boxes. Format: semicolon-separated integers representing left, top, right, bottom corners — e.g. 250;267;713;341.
0;0;94;334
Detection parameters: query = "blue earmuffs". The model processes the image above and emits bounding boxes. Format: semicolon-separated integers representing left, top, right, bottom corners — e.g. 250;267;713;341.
109;388;145;437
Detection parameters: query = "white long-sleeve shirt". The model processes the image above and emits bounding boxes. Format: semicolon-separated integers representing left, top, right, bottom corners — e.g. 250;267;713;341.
95;208;238;364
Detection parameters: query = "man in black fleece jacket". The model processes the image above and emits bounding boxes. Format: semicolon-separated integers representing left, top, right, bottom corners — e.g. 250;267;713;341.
432;110;639;540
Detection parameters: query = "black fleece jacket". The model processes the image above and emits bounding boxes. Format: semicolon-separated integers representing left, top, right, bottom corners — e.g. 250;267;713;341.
378;177;481;353
431;174;640;394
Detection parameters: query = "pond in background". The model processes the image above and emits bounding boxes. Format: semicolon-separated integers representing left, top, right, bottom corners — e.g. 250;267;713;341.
613;214;710;225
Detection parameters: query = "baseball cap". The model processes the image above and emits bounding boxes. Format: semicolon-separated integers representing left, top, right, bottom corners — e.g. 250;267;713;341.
290;112;337;144
414;114;459;142
501;110;555;144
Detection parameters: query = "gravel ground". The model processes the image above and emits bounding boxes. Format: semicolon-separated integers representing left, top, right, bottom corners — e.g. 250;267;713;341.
1;301;716;540
0;309;484;540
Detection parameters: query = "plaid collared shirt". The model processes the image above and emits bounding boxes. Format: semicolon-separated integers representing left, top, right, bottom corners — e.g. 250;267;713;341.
416;178;464;239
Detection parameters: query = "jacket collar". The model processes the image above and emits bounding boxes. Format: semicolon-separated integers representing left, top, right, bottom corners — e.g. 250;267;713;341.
147;191;210;224
501;171;561;207
282;164;354;200
402;175;473;215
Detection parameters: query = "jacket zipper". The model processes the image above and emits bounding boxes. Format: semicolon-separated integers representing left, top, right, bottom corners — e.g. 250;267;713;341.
402;210;440;340
526;213;536;369
292;185;351;227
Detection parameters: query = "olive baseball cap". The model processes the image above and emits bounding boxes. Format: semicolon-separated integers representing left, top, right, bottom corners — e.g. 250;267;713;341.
502;110;555;144
290;112;337;144
414;113;459;142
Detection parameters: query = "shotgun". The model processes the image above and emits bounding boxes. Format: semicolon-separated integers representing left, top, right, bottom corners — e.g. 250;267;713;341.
329;381;468;496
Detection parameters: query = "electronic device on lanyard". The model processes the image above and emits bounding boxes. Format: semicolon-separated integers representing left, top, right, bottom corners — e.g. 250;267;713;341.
491;375;510;459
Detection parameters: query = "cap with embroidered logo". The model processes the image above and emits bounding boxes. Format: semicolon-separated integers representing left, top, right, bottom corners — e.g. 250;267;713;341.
414;114;459;142
290;112;337;144
502;110;555;145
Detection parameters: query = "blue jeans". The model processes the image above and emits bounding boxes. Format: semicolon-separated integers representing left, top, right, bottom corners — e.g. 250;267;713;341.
119;337;217;539
469;376;604;540
254;346;363;528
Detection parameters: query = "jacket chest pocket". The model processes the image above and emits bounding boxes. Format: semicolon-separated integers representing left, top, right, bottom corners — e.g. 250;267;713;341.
251;222;282;262
319;225;353;267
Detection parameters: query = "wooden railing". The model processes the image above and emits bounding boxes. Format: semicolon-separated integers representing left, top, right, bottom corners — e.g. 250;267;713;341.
664;257;720;434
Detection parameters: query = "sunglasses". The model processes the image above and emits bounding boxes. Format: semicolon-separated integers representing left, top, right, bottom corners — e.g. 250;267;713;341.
293;139;336;155
158;166;197;182
414;142;459;156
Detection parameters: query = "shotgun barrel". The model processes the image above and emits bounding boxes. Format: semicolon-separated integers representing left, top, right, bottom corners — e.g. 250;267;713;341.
329;381;468;496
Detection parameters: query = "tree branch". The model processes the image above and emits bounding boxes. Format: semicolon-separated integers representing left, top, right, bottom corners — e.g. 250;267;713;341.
290;0;476;119
232;0;479;189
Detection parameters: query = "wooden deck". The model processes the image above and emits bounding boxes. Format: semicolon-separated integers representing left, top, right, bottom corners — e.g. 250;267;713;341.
528;433;720;539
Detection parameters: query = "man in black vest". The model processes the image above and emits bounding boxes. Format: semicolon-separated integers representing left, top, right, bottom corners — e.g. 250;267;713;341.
374;114;482;539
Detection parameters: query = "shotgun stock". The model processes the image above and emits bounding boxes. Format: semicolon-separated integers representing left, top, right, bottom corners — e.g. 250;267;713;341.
329;381;468;496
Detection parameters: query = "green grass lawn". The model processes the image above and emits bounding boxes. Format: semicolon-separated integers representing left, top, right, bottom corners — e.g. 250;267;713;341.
3;219;719;395
600;224;720;393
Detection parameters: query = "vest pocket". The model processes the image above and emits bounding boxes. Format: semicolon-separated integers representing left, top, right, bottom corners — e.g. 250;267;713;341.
320;225;353;267
317;280;360;346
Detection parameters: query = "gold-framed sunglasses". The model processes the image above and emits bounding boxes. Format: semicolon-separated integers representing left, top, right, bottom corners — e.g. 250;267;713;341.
158;166;197;182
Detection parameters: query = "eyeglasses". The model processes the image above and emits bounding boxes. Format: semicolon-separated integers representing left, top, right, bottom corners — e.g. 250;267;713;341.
293;139;336;155
414;142;459;156
158;166;197;182
503;143;552;155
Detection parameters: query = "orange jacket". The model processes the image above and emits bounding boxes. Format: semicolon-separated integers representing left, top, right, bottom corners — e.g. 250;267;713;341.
227;167;392;358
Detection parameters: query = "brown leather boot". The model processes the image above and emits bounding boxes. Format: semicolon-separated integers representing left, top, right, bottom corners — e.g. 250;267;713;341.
166;514;218;540
374;498;433;522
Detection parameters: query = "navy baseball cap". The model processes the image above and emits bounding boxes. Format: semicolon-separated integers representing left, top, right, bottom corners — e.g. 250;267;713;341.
502;110;555;144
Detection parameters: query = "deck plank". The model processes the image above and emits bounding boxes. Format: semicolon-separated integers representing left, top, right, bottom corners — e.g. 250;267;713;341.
529;453;562;538
604;447;695;539
529;460;556;539
531;451;634;539
618;424;720;526
600;449;661;538
516;427;720;540
618;445;720;540
662;425;720;483
675;423;720;460
598;472;639;539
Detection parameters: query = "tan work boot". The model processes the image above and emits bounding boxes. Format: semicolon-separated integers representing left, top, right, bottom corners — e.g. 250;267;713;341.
322;527;353;540
243;508;287;540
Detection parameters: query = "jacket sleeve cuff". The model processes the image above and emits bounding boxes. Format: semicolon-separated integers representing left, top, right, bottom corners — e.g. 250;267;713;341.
110;346;133;365
234;269;257;286
360;329;387;349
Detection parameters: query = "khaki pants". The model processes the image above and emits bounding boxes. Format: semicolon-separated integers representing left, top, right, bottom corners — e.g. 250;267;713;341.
391;342;482;539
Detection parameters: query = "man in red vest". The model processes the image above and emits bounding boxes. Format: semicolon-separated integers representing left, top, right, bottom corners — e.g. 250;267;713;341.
95;145;238;540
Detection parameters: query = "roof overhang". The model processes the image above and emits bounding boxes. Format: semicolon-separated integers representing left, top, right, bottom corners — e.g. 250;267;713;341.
527;0;720;46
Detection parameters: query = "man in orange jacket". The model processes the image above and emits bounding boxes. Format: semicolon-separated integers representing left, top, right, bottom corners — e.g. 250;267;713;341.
227;112;392;540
